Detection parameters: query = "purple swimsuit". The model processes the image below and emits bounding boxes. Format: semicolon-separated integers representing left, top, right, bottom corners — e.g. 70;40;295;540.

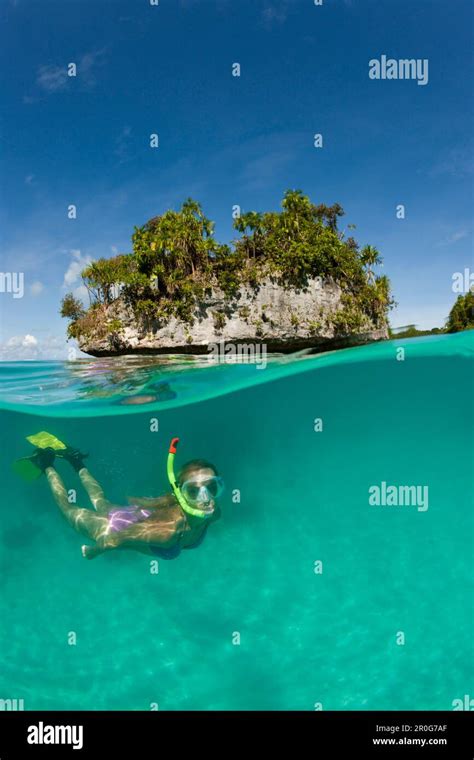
107;505;152;533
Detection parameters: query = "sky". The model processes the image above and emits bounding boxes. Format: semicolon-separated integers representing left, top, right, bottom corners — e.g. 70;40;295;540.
0;0;472;360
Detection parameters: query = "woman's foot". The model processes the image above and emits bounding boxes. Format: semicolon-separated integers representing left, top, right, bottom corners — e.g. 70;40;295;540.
31;447;56;472
81;544;103;560
60;447;89;472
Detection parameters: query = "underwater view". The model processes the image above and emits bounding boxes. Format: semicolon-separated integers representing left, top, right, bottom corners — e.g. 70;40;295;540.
0;332;472;711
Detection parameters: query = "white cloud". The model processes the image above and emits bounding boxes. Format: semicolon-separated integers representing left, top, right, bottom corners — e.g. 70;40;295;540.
447;230;467;243
25;174;35;185
22;334;38;347
37;64;68;93
63;249;92;288
2;333;39;359
437;230;469;247
0;333;73;361
80;48;106;88
36;49;106;94
29;281;44;296
12;334;37;350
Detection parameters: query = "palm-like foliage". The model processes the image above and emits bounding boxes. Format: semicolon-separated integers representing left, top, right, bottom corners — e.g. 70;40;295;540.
132;198;216;288
82;254;135;304
360;245;382;284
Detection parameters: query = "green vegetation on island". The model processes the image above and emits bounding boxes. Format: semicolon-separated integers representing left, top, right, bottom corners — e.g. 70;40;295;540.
388;326;444;339
445;291;474;333
61;190;395;342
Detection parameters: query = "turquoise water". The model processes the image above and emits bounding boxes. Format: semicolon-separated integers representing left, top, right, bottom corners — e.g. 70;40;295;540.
0;333;473;710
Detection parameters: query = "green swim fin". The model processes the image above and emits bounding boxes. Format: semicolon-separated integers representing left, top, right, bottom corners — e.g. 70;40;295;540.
12;456;43;482
25;431;67;451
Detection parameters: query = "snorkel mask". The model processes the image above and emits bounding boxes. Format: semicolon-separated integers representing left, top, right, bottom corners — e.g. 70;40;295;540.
167;438;223;519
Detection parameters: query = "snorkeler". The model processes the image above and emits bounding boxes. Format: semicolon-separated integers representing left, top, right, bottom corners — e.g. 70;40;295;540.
14;432;223;560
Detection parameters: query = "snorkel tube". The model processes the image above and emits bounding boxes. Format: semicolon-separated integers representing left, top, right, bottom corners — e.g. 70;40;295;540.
167;437;211;519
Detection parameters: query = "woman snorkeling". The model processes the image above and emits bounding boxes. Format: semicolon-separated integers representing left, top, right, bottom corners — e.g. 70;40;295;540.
14;433;223;560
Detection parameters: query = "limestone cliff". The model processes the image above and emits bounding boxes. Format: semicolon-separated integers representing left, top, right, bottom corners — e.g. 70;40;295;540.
77;277;388;356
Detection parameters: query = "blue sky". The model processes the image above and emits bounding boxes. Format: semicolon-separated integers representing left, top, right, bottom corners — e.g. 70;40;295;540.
0;0;472;359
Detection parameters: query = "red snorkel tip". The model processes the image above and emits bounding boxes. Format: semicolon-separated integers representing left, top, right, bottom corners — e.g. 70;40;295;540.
169;437;180;454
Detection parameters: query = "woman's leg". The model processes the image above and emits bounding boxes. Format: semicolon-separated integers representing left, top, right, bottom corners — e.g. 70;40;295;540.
77;467;113;514
45;466;109;541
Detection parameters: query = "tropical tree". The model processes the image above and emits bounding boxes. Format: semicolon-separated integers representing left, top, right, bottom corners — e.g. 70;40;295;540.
131;199;218;289
233;211;265;259
314;201;344;231
81;254;134;304
232;190;367;290
360;245;382;284
60;293;85;321
446;291;474;332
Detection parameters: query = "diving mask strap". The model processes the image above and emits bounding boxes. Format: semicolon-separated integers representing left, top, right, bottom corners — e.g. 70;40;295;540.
167;437;209;519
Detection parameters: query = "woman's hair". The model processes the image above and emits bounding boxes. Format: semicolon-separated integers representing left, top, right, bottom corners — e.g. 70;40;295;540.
178;459;218;486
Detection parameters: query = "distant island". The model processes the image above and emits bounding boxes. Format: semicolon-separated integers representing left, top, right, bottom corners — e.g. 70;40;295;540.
389;290;474;339
61;190;396;356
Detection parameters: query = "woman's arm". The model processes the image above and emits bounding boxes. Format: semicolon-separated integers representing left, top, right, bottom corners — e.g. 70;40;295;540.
127;495;174;509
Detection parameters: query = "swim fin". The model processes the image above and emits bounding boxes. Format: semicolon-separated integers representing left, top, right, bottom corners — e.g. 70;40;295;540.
12;456;43;481
13;447;57;481
13;432;65;481
25;431;67;451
